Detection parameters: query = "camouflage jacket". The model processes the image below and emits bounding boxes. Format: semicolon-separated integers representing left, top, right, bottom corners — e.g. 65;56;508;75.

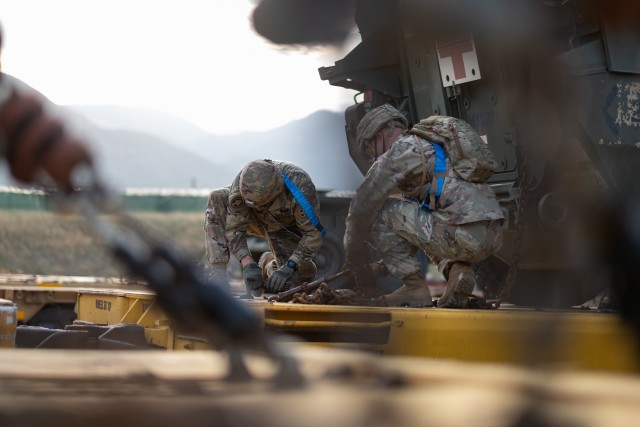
225;161;323;265
345;133;504;249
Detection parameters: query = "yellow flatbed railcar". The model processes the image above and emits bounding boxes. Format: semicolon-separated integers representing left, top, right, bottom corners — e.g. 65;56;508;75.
0;274;149;327
74;288;640;374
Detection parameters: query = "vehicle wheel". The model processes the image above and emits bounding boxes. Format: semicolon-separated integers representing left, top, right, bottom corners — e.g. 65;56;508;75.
314;231;346;278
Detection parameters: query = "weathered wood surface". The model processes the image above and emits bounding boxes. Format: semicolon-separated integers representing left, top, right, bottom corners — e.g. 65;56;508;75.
0;345;639;427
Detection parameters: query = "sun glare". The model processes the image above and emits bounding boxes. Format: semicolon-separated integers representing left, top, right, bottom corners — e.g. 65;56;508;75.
1;0;356;134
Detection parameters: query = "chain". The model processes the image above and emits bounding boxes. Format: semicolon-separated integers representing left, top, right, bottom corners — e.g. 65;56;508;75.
497;136;530;306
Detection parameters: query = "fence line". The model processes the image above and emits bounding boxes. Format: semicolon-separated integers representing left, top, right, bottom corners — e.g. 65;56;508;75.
0;187;209;212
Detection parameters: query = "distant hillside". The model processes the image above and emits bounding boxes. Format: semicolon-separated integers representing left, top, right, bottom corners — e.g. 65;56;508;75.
66;105;211;146
0;105;363;191
184;110;364;191
0;109;232;191
87;128;235;190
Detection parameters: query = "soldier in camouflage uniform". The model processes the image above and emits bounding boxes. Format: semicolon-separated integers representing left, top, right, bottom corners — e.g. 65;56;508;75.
204;159;323;295
344;104;504;308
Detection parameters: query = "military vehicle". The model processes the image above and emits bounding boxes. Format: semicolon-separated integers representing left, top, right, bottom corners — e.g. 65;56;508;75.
292;0;640;308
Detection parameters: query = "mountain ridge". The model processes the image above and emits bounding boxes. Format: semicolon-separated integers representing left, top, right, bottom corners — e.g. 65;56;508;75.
0;106;363;192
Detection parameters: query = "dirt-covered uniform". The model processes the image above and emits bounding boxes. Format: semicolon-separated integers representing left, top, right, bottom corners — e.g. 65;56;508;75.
204;160;322;283
344;133;504;283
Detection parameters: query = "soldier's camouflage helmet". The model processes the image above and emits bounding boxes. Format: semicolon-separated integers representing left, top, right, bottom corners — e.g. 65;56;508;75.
356;104;408;155
239;159;283;207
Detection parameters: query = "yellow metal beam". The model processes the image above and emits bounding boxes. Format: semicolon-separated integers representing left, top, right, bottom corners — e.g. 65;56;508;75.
74;290;640;374
261;302;640;373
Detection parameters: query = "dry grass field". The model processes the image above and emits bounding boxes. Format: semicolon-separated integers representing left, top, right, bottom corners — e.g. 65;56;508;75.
0;210;205;277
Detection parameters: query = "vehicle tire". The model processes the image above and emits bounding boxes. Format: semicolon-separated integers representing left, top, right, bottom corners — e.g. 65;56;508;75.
314;231;346;278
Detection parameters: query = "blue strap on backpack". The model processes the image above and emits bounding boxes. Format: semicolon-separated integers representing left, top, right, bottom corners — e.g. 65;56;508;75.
418;142;447;211
431;142;447;198
281;172;326;237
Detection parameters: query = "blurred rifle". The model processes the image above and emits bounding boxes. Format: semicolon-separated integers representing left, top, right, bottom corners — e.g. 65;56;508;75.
0;66;303;387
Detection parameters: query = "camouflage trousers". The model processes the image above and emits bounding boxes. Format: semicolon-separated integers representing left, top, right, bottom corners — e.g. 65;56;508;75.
371;198;503;280
204;188;315;281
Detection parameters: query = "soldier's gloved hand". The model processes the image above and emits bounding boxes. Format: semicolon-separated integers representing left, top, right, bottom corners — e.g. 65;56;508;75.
242;262;264;291
266;264;295;293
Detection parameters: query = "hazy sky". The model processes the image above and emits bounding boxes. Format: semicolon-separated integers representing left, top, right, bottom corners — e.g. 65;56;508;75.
1;0;359;134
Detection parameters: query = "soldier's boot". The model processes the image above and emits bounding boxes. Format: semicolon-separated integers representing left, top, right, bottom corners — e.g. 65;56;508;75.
248;251;279;297
382;272;433;308
258;251;278;281
206;263;230;289
290;260;317;287
438;262;475;308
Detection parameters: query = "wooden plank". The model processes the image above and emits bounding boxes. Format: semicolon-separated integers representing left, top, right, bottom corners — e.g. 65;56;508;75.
0;346;639;427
